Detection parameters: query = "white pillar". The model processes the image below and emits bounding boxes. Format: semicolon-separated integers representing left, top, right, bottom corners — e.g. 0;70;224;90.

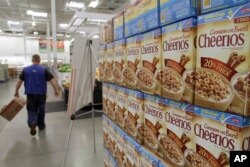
47;20;51;68
23;32;27;66
51;0;57;77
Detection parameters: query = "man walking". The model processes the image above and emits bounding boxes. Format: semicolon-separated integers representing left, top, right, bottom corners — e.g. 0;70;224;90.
15;54;59;136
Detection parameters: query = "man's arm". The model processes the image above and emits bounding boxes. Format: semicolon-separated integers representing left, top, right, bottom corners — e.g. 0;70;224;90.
49;79;60;97
15;79;23;97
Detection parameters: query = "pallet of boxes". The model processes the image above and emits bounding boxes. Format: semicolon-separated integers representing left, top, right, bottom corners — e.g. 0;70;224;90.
100;0;250;166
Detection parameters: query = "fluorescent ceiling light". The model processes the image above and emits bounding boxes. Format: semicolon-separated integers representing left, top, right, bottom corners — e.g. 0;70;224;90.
0;30;2;32
59;23;68;28
88;18;107;22
33;31;39;35
68;26;78;32
88;0;99;8
92;35;99;39
57;33;64;37
73;18;85;26
32;22;36;26
8;21;20;25
26;10;48;17
66;1;85;9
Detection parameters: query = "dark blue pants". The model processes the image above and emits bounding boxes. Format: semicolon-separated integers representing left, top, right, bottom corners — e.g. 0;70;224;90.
26;94;46;129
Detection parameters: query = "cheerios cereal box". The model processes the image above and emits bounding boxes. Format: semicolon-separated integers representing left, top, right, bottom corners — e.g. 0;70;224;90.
125;34;142;90
114;12;125;41
160;98;195;167
124;1;140;37
137;0;160;33
103;115;110;149
160;0;198;26
196;3;250;116
104;148;110;167
105;43;115;83
115;86;127;129
125;88;144;144
103;83;109;115
190;107;250;167
115;125;127;167
125;134;141;167
143;93;166;156
107;84;117;121
139;147;160;167
113;39;126;86
161;18;197;103
201;0;250;14
139;28;162;95
107;118;118;158
98;44;107;82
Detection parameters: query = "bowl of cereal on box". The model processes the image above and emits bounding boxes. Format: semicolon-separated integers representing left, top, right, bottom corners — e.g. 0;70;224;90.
231;73;250;115
137;67;157;92
158;135;185;167
143;125;159;151
123;67;137;88
195;68;234;111
157;67;185;101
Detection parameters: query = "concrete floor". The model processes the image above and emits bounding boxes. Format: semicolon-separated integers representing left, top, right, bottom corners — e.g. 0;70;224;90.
0;79;104;167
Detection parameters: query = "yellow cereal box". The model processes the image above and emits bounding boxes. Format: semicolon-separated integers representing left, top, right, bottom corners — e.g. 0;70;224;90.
196;4;250;116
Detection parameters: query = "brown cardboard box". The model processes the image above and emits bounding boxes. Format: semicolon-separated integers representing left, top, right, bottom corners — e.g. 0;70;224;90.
0;97;26;121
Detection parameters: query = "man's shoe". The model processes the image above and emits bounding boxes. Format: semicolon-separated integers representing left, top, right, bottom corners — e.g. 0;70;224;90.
39;126;46;131
30;124;37;136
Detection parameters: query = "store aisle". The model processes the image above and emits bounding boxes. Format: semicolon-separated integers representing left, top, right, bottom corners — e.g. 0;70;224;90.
0;79;103;167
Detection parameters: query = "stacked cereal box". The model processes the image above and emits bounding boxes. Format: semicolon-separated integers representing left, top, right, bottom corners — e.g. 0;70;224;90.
195;3;250;116
115;126;127;167
124;134;141;167
160;0;198;26
160;18;197;103
115;86;127;129
124;1;139;37
160;99;195;167
137;0;160;33
113;12;124;41
124;34;142;90
108;118;118;158
105;43;115;83
98;44;107;82
138;28;162;95
124;88;144;144
104;147;110;167
103;115;110;149
113;39;126;86
100;20;114;44
189;107;250;167
143;94;166;155
102;83;109;115
107;84;117;120
139;147;160;167
201;0;250;14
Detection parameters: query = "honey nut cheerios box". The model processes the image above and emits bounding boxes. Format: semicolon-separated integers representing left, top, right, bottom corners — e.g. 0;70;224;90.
115;86;127;129
143;93;166;156
105;43;115;83
201;0;250;14
195;3;250;116
102;83;109;116
124;88;144;144
160;0;198;26
115;125;127;167
160;98;195;167
125;34;142;90
113;12;125;41
190;107;250;167
124;134;141;167
113;39;126;86
161;18;197;104
98;44;107;82
107;84;117;121
139;28;162;95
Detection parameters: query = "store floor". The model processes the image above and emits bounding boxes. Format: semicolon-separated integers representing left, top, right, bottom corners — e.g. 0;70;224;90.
0;79;103;167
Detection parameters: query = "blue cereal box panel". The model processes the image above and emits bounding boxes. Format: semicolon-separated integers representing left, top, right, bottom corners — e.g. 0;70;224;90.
139;147;160;167
113;12;125;41
201;0;250;14
160;0;198;26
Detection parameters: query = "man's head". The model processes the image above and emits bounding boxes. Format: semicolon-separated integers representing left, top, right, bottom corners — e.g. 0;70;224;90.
32;54;41;64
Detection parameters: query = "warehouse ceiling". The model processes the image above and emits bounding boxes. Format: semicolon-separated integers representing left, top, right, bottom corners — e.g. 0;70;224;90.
0;0;128;38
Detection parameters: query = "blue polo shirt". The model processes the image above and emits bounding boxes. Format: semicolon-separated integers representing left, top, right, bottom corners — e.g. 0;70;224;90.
19;65;54;95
